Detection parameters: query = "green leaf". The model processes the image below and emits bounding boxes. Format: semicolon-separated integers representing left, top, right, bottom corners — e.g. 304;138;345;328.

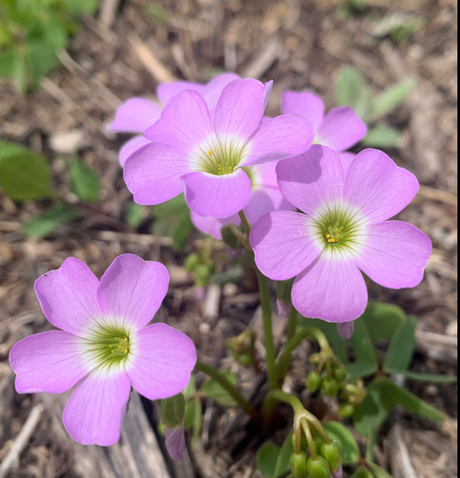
362;126;400;148
346;317;379;378
387;370;457;383
353;378;393;437
183;375;196;401
256;441;280;478
368;462;394;478
153;194;189;218
22;204;80;237
335;65;373;120
69;157;101;203
200;371;238;407
297;317;348;364
0;48;26;92
171;211;193;251
63;0;99;16
360;301;406;341
273;431;294;478
125;202;147;229
323;421;360;464
383;316;417;372
350;467;374;478
383;378;444;422
0;146;54;201
26;41;60;87
183;398;202;445
370;79;415;121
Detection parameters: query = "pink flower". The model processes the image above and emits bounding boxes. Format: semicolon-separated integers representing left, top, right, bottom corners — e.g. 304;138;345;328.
124;78;314;218
281;91;367;173
190;160;294;239
9;254;196;446
250;146;432;323
109;73;241;166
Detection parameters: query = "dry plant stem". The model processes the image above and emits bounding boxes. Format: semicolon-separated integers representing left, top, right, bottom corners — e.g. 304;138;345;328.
194;360;259;422
277;327;332;380
238;210;278;391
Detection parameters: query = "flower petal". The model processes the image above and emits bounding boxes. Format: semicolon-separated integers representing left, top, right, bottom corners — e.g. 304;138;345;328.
203;73;241;109
190;211;239;239
124;143;190;205
356;221;432;289
144;90;213;151
316;106;367;152
157;81;205;106
292;256;368;322
109;98;162;133
250;211;321;280
34;257;101;337
276;145;345;216
337;322;354;340
165;425;186;461
182;169;252;218
339;152;356;176
244;188;294;224
242;114;314;166
127;323;196;400
281;91;325;131
63;369;131;446
119;135;151;167
9;331;89;394
97;254;169;329
343;149;419;223
214;78;265;141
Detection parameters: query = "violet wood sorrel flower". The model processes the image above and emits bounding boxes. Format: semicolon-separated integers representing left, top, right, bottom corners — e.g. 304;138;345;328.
123;78;314;218
190;159;294;239
109;73;241;166
9;254;196;446
250;145;432;322
281;90;367;172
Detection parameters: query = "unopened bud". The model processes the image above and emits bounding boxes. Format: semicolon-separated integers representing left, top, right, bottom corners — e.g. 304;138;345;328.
307;455;331;478
333;363;347;382
184;253;199;272
338;403;355;418
306;371;322;392
351;467;373;478
289;452;309;478
337;321;354;340
332;466;343;478
320;378;338;397
276;299;292;318
320;441;342;472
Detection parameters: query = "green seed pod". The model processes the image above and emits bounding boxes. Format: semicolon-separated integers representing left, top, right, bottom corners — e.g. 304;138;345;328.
320;441;342;472
289;452;309;478
307;456;331;478
338;403;355;418
184;253;199;272
333;363;347;382
321;378;338;397
306;371;322;392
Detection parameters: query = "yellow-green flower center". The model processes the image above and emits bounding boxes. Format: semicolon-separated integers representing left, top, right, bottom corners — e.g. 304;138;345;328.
199;138;246;176
84;324;132;369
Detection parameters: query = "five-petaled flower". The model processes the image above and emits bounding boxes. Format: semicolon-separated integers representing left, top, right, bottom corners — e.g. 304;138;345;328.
9;254;196;446
109;73;241;166
281;90;367;171
250;145;432;322
123;78;314;218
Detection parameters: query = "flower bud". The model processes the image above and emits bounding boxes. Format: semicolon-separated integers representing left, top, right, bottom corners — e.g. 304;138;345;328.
338;403;355;418
276;299;292;318
333;363;347;382
306;371;322;392
320;378;338;397
352;467;373;478
320;441;342;472
289;452;309;478
337;321;354;340
307;455;331;478
184;253;199;272
237;353;252;367
332;466;343;478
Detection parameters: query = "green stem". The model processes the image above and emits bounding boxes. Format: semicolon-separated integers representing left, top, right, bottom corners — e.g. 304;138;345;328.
257;270;278;390
277;327;332;379
194;360;258;421
263;390;305;415
300;418;317;459
286;307;298;342
238;210;252;240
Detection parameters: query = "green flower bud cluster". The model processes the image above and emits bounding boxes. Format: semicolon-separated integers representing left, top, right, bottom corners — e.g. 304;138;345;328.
289;439;342;478
184;252;216;287
305;353;366;408
225;329;256;368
